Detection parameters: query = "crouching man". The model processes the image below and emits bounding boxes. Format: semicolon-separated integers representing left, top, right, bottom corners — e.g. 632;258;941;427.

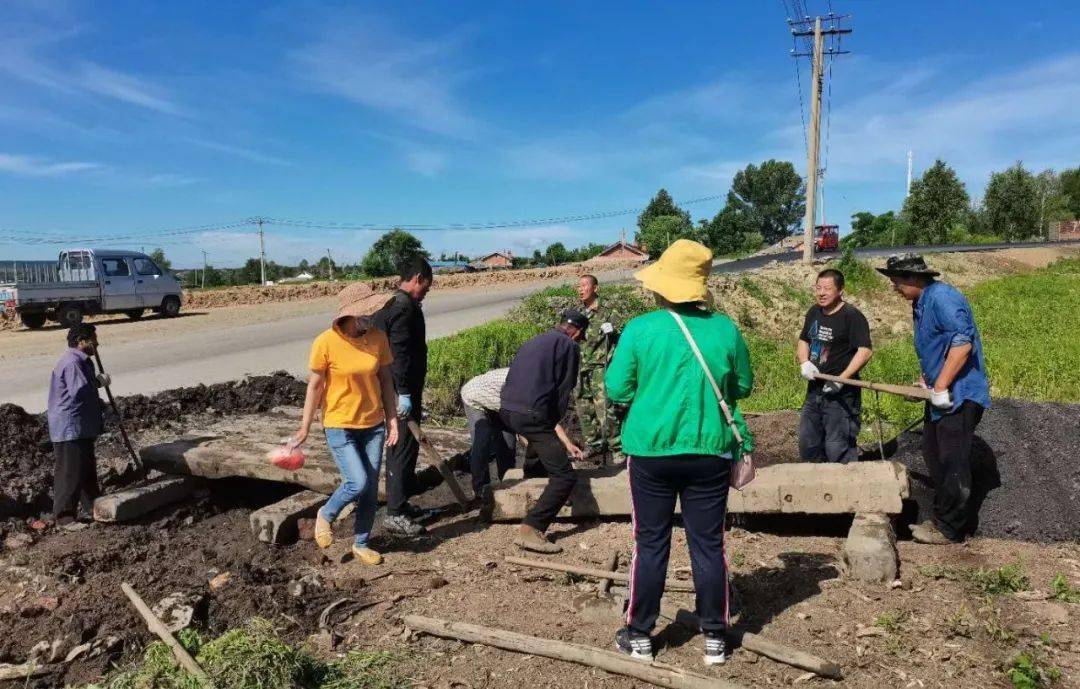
499;310;588;553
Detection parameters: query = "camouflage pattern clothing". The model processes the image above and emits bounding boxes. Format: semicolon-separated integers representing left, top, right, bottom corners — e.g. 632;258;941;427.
577;299;625;459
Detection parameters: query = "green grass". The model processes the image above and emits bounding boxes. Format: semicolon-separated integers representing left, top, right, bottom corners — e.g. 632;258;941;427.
86;620;408;689
969;257;1080;402
874;610;909;633
738;277;773;308
1005;650;1062;689
1051;573;1080;603
918;561;1030;596
832;249;886;295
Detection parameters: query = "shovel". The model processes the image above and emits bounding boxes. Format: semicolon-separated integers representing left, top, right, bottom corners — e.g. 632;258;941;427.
93;351;146;478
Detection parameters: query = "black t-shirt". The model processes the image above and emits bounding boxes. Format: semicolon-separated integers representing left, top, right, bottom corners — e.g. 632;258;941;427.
799;302;872;379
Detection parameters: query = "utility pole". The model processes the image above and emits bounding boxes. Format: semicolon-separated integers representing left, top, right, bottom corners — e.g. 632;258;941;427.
326;249;334;280
201;250;209;289
791;14;851;263
256;217;266;285
906;150;914;197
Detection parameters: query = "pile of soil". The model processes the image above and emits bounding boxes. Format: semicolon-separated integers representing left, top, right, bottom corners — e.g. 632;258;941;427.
0;372;306;520
893;398;1080;542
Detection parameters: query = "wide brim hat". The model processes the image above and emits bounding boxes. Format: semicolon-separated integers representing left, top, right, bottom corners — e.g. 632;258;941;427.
333;282;393;324
634;238;713;303
875;252;941;278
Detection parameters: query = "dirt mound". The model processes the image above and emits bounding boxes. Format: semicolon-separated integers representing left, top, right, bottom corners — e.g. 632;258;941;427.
893;398;1080;542
0;373;306;520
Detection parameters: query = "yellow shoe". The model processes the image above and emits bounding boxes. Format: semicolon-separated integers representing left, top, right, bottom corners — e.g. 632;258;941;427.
314;513;333;549
352;545;383;565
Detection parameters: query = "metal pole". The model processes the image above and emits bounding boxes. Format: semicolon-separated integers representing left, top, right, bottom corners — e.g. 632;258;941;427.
258;218;266;285
801;17;824;264
906;150;913;197
201;250;208;289
326;249;334;280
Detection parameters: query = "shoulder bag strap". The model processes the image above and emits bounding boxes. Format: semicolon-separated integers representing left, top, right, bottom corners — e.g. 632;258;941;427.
668;310;745;449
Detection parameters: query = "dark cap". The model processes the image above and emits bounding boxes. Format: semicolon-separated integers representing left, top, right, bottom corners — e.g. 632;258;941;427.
560;309;590;331
875;253;941;278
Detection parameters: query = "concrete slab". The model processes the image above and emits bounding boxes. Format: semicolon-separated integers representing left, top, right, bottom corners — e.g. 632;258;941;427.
842;512;899;583
250;490;327;545
490;461;910;521
93;477;197;523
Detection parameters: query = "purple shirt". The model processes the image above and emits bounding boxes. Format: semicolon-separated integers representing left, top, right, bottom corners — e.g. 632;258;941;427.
47;348;104;443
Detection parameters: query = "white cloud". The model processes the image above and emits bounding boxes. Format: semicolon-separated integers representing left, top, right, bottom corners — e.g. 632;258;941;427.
290;14;479;138
403;147;448;176
185;139;292;167
0;152;103;177
76;62;183;115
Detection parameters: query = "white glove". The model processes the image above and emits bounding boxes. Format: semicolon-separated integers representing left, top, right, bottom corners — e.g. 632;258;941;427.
800;360;819;381
96;372;112;388
930;388;952;409
600;322;614;335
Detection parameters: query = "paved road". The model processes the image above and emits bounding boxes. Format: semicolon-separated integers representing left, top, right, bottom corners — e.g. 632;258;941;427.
3;272;633;412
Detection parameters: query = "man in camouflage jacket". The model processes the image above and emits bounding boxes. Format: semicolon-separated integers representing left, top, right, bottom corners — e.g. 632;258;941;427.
576;274;625;461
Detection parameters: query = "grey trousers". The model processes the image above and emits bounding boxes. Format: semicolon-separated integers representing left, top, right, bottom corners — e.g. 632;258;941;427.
798;384;862;463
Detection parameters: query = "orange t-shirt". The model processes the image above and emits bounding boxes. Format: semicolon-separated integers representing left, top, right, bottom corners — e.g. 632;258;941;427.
308;326;393;429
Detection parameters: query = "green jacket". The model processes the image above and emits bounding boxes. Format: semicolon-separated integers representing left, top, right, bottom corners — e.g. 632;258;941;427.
605;307;754;458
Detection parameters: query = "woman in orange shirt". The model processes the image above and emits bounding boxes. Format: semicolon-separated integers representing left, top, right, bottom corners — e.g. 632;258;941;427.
294;283;400;565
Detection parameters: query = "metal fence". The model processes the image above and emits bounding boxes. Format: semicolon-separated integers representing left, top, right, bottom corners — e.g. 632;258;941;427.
0;261;60;284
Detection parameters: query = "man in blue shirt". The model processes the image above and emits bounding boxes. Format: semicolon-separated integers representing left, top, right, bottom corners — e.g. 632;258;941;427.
878;254;991;544
47;324;109;526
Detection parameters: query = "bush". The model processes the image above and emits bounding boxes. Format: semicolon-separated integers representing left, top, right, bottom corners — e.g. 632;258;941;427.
831;248;884;295
508;284;653;329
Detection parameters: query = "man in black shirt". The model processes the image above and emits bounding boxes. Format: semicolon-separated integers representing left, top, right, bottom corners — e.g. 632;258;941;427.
374;257;436;536
500;309;588;553
797;268;873;463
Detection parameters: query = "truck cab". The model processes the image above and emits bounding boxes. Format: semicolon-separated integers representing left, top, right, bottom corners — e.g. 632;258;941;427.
813;225;839;253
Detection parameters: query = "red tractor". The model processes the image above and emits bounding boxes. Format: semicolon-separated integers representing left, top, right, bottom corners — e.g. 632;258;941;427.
814;224;839;252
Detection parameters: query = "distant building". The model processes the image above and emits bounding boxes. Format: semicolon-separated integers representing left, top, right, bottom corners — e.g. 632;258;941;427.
1051;220;1080;241
475;251;514;269
278;271;314;284
587;237;649;263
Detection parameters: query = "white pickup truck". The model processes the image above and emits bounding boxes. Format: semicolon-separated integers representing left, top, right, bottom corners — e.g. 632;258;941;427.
0;249;184;329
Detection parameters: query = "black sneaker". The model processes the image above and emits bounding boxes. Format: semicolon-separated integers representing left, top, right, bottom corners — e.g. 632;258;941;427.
614;627;653;662
703;632;727;666
383;514;426;536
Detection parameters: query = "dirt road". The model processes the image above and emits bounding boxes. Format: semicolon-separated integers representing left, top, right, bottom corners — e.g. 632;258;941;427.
1;270;631;412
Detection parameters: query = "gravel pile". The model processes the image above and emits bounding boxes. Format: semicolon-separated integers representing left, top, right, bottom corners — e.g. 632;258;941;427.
893;398;1080;542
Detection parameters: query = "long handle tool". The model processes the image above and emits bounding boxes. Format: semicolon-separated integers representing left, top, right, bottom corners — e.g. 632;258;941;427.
94;351;145;477
813;372;932;400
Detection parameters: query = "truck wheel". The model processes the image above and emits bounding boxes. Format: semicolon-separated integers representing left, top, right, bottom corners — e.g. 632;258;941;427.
160;296;181;318
56;304;84;327
19;312;46;329
125;309;145;320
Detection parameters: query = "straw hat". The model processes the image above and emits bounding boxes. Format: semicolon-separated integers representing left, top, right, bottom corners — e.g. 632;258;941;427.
634;239;713;303
334;282;393;324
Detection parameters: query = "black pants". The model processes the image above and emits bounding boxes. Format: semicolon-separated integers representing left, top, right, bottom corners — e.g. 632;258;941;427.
499;409;577;532
627;455;731;636
923;401;985;541
384;394;422;517
465;404;516;495
52;438;99;520
798;384;861;463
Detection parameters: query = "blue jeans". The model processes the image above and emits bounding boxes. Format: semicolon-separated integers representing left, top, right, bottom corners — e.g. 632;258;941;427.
320;425;385;547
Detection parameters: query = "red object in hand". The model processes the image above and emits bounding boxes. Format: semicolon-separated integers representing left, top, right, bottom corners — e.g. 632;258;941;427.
267;439;306;471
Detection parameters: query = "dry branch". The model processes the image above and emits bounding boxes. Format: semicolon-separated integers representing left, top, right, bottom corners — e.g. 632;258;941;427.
121;582;213;686
505;556;695;592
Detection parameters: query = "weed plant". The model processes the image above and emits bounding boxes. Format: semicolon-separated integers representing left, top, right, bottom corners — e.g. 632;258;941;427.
738;277;774;308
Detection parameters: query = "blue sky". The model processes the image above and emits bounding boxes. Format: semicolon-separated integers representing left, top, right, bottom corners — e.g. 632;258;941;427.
1;0;1077;268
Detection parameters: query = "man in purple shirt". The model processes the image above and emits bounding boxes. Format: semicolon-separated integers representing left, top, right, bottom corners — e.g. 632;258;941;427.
47;324;109;525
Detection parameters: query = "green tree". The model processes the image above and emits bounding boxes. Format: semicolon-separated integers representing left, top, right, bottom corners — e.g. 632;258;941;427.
636;214;697;256
202;265;224;287
360;229;429;277
297;258;310;273
237;258;262;285
701;205;754;255
983;163;1040;241
842;210;914;248
543;242;570;266
637;189;691;236
1035;169;1072;238
722;160;805;244
531;249;543;265
1060;167;1080;219
901;159;970;244
149;248;172;272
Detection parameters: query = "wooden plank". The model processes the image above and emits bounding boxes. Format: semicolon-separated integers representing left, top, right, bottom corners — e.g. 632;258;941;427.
491;461;910;521
505;556;695;593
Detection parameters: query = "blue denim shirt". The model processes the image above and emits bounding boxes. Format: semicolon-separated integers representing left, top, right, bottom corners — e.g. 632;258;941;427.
913;281;991;420
47;348;104;443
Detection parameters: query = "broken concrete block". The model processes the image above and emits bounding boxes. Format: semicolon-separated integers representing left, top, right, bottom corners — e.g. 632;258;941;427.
843;512;899;583
93;477;197;523
250;490;326;545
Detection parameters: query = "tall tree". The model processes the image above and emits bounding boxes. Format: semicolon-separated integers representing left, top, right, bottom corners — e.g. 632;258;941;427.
202;265;224;287
360;229;429;277
148;248;172;271
637;189;691;235
701;205;754;255
842;211;913;248
1034;169;1072;238
543;242;570;266
636;215;697;256
1060;167;1080;219
983;163;1040;241
901;160;970;244
723;160;805;244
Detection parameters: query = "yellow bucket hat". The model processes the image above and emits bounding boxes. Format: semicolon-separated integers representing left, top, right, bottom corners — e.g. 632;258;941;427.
634;239;713;303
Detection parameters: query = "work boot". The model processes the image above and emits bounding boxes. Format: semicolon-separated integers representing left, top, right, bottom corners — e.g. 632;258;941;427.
514;524;562;554
403;503;442;524
703;632;728;666
314;513;333;549
351;545;383;566
614;627;653;662
383;514;426;536
911;521;960;545
477;485;495;523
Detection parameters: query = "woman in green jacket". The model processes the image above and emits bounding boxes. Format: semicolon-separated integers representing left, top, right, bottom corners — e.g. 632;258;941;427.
605;239;754;666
